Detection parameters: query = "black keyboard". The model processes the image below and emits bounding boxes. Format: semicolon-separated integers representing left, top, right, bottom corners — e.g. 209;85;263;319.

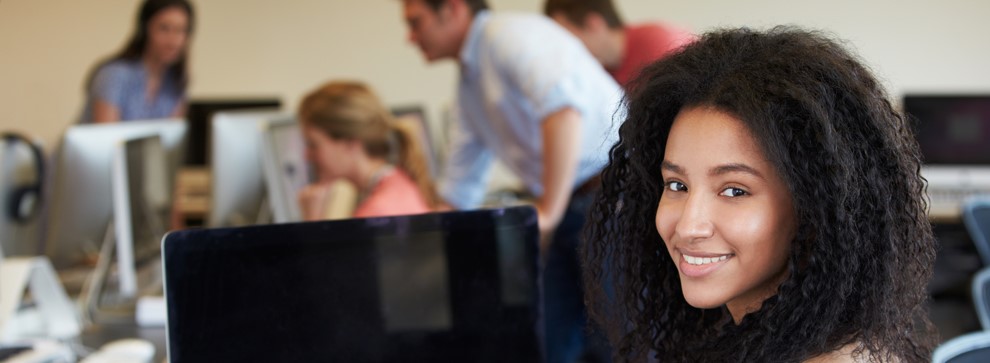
0;346;33;360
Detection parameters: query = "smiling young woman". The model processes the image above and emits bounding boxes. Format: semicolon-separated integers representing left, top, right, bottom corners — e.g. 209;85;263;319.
657;106;798;323
583;27;937;362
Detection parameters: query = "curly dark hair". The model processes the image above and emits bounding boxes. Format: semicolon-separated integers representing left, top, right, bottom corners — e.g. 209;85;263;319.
582;26;937;362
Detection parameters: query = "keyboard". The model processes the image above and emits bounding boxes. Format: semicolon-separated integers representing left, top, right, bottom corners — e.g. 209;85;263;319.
927;188;990;220
0;346;32;360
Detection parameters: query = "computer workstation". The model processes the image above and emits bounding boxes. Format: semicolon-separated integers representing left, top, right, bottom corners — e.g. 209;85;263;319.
207;110;298;227
44;120;187;271
906;95;990;222
908;95;990;341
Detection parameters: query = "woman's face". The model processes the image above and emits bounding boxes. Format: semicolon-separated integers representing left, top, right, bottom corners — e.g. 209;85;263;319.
655;106;797;322
145;6;190;65
302;124;356;183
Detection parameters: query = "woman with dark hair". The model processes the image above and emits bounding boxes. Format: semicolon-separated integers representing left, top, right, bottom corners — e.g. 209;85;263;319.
583;27;937;362
81;0;194;123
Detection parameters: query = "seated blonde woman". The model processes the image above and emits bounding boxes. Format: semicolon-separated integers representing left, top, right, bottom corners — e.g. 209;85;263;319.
296;81;439;220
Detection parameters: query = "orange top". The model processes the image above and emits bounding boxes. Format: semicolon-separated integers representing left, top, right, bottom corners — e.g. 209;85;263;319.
353;169;431;218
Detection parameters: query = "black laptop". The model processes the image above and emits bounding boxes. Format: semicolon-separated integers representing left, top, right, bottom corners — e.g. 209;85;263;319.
162;206;541;362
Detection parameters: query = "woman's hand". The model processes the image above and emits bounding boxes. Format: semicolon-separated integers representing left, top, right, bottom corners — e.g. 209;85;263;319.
298;183;334;221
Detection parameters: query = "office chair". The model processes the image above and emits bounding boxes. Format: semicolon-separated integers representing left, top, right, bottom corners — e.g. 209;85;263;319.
962;196;990;266
974;267;990;331
933;331;990;363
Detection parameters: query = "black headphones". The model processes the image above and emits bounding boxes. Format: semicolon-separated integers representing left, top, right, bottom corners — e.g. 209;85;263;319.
2;132;45;224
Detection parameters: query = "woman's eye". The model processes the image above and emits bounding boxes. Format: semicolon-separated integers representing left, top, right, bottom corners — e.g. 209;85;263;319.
665;181;687;192
719;187;747;197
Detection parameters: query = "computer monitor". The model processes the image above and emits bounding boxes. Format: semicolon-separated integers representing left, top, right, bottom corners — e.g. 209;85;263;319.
903;95;990;219
111;134;169;299
208;111;293;228
163;206;540;362
44;120;186;269
184;98;281;166
904;95;990;165
261;120;311;224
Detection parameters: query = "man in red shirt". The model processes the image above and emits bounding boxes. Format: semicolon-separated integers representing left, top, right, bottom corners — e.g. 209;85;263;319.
545;0;695;89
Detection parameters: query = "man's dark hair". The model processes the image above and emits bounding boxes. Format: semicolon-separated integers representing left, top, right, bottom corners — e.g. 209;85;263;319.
423;0;489;16
544;0;624;29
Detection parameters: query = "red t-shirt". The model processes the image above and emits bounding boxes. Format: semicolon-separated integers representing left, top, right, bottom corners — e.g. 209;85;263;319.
609;23;695;89
353;169;431;218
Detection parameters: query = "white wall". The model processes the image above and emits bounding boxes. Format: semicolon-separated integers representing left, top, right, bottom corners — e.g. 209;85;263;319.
1;0;989;151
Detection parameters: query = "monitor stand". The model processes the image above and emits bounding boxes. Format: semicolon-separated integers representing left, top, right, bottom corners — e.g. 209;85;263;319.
79;220;163;325
0;256;80;342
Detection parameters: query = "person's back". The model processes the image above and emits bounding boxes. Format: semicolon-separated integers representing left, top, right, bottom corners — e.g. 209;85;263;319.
610;22;693;87
353;168;431;218
544;0;694;88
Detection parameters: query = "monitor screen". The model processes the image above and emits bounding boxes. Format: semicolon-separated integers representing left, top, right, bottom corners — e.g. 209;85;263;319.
904;95;990;165
208;111;292;228
261;120;311;223
163;206;540;363
185;98;281;165
45;120;186;269
110;134;170;299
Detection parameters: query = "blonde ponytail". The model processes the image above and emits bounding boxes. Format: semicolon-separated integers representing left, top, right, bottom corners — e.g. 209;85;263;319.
391;121;441;208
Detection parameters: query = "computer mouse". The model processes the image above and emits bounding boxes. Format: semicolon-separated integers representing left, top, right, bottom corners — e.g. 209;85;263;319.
83;338;155;363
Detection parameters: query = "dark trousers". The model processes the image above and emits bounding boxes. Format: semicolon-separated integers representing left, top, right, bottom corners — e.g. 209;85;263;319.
542;191;611;363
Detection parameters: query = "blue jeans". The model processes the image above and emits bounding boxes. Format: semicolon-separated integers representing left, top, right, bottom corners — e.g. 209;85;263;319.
542;192;611;363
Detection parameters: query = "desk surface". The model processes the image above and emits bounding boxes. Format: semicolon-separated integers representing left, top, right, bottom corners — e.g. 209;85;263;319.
79;324;166;363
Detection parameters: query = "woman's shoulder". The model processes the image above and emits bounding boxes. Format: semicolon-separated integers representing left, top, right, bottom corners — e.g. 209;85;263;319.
353;169;431;218
96;59;140;77
91;59;140;90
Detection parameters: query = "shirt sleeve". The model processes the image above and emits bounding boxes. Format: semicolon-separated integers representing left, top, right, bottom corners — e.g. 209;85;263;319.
90;62;127;107
489;28;587;123
438;103;494;210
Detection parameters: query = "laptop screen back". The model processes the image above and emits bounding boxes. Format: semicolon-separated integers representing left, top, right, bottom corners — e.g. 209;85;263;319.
163;207;540;362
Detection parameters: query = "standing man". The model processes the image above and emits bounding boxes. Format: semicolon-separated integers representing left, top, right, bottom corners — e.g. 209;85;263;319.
400;0;621;362
544;0;695;89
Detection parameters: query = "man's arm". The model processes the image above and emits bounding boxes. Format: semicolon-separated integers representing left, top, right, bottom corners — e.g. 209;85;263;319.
538;107;582;236
437;103;495;210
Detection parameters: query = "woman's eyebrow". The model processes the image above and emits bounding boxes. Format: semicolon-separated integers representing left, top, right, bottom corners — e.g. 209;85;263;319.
710;163;765;180
661;160;684;174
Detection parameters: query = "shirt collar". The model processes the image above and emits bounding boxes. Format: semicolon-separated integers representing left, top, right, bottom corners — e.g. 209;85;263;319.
459;10;491;80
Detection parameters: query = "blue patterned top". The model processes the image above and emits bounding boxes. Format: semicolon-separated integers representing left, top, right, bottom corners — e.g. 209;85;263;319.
80;59;184;123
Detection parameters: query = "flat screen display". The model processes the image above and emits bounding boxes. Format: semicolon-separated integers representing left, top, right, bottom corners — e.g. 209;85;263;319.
163;206;540;362
904;95;990;165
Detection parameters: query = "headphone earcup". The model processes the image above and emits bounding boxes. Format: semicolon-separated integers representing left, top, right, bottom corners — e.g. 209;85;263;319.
2;132;44;224
7;186;38;223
